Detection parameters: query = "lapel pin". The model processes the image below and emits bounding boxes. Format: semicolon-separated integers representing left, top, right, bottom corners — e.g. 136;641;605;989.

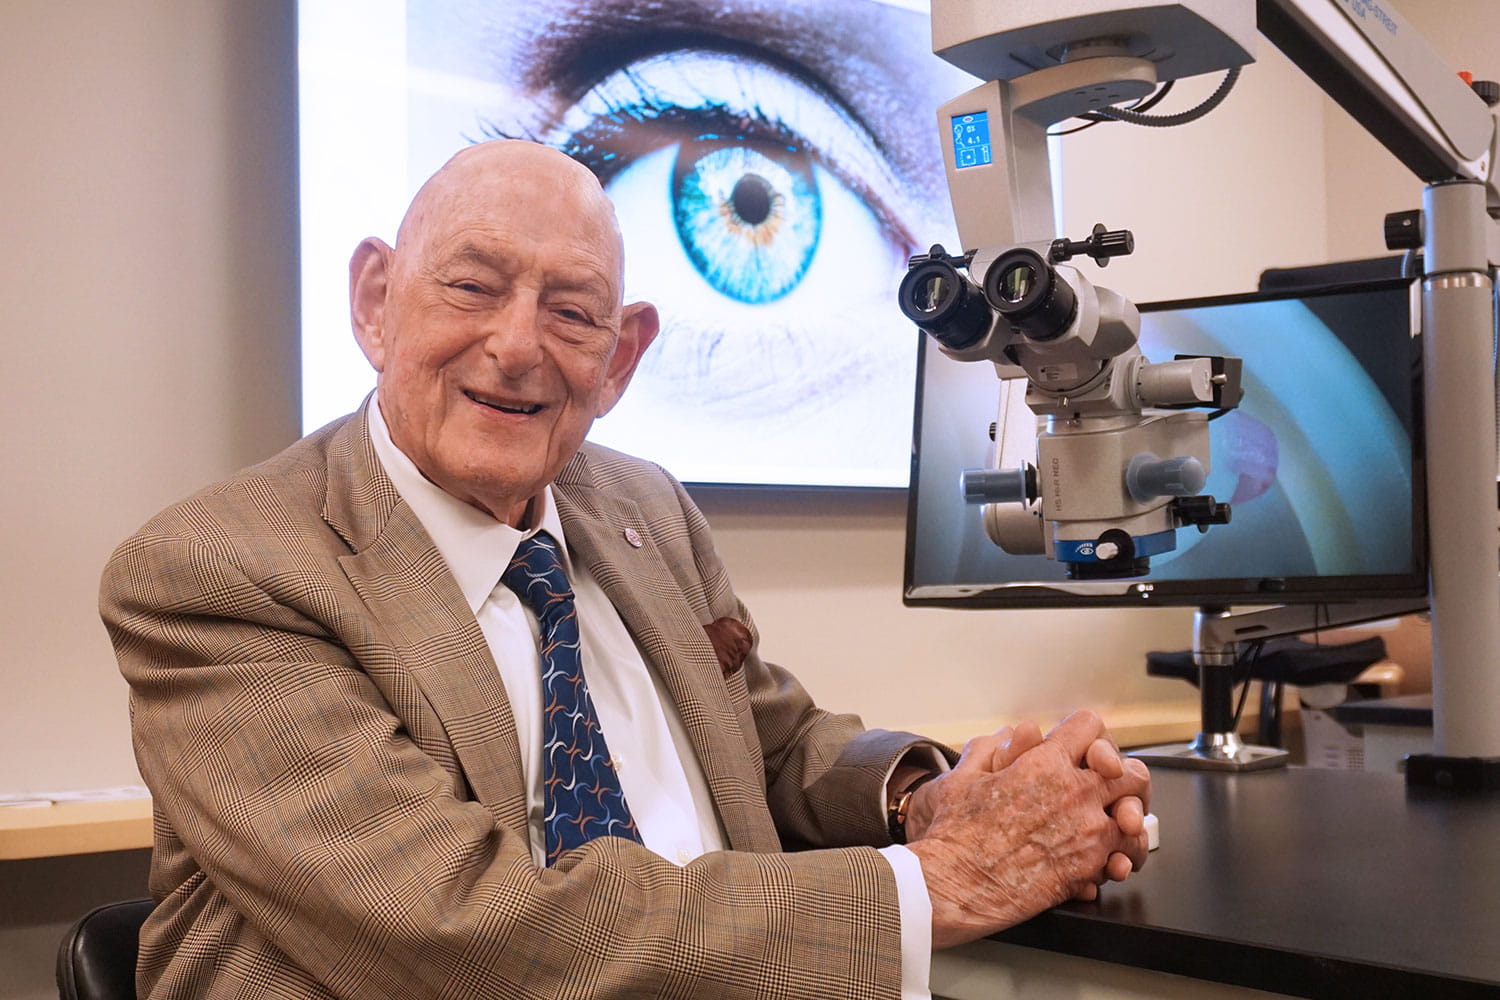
623;527;644;548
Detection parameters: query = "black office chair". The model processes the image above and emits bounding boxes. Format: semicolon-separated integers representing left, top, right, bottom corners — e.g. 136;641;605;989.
56;899;153;1000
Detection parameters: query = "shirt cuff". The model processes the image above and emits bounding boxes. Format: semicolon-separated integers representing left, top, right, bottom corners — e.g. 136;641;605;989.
877;844;933;1000
891;745;949;778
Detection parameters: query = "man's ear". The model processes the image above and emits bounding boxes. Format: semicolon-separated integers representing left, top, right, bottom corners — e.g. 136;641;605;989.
349;237;394;372
596;301;661;416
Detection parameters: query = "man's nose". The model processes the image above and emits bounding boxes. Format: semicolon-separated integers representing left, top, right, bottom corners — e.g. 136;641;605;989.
482;296;545;376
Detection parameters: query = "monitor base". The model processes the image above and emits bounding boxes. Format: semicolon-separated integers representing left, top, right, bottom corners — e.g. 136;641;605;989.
1130;732;1289;772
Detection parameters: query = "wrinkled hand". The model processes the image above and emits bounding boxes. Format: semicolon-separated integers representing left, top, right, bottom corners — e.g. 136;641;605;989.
901;720;1043;842
905;710;1152;949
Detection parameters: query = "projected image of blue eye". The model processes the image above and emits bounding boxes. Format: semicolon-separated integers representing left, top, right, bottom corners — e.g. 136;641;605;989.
303;0;976;487
671;142;820;304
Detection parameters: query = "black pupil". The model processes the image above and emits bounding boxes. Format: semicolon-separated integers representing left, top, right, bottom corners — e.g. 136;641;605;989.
731;174;774;225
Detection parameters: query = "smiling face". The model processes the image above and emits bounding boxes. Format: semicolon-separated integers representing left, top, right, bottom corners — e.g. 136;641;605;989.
350;141;658;526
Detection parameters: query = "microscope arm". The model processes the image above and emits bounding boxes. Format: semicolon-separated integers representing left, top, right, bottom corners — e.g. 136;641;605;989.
1259;0;1498;204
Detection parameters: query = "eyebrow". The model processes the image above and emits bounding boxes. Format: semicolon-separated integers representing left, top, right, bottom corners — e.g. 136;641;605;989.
508;0;963;198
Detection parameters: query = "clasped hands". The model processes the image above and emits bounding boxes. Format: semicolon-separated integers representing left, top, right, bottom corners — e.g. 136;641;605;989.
902;710;1152;949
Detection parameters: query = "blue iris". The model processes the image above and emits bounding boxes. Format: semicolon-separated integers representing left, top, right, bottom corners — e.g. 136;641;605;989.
671;142;821;304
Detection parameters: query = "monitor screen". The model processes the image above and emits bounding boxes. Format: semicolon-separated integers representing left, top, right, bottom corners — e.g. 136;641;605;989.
297;0;975;488
904;279;1426;608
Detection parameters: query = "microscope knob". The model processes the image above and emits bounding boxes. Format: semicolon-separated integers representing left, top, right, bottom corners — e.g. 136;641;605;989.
1127;455;1206;502
1086;224;1135;260
1170;495;1233;532
1384;210;1423;251
1048;223;1135;266
961;466;1037;505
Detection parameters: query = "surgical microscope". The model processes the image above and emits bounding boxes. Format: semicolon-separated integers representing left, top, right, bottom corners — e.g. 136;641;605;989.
903;0;1500;782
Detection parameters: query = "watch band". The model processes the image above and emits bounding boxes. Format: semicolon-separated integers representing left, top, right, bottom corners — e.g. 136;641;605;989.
886;770;940;845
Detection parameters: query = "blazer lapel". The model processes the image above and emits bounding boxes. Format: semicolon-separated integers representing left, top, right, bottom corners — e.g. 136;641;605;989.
322;412;530;835
555;482;781;852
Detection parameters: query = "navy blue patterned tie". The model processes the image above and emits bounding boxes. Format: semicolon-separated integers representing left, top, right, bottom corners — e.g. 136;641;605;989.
501;531;642;864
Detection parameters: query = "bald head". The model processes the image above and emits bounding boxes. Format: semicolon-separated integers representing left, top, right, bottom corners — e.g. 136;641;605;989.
394;140;625;292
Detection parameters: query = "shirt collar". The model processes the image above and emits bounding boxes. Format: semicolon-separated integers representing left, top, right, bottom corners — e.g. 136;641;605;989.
366;398;572;614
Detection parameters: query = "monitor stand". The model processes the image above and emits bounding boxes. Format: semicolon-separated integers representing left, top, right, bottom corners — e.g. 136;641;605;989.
1129;600;1427;772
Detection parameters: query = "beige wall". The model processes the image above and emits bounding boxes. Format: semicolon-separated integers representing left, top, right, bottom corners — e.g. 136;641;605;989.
3;4;297;995
1058;37;1332;302
1;0;1490;997
2;1;300;798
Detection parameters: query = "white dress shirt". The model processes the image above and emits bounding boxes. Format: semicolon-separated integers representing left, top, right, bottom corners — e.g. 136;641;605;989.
367;402;932;998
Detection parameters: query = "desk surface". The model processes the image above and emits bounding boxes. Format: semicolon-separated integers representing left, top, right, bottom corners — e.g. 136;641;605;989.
0;797;152;860
10;769;1499;996
995;766;1500;998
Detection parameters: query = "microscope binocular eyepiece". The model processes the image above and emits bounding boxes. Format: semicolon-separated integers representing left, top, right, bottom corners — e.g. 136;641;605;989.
983;248;1078;342
898;251;991;350
899;244;1086;351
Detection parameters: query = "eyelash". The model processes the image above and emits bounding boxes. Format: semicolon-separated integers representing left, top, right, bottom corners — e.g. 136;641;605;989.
556;100;796;184
475;52;916;254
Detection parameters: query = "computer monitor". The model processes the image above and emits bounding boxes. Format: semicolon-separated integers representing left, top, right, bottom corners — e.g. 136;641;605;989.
904;278;1426;609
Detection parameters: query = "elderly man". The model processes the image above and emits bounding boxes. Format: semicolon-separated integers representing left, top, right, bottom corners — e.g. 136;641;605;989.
102;140;1150;999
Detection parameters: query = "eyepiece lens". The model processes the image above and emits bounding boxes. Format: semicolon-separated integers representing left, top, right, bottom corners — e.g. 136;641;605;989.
982;248;1077;341
897;259;991;350
997;263;1035;303
917;274;948;314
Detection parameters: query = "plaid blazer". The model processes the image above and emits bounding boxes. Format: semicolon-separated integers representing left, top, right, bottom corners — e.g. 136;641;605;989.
101;409;927;999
